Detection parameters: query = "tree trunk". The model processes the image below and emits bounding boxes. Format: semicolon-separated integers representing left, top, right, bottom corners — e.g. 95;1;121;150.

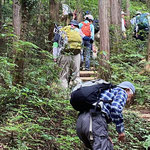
126;0;130;28
13;0;21;38
146;30;150;72
75;0;83;22
0;0;2;29
110;0;121;52
13;0;24;85
48;0;60;46
98;0;110;81
147;0;150;9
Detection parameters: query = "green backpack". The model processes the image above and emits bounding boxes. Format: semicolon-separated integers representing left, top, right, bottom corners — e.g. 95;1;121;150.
60;26;82;55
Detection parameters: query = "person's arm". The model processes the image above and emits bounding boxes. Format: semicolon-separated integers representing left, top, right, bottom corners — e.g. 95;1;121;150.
90;24;95;41
110;89;127;141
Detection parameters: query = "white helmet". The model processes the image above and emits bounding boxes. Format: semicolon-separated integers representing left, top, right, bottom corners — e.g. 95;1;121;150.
84;14;94;21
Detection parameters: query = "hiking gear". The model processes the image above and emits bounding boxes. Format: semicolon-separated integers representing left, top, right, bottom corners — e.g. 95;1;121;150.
81;22;91;37
61;26;82;54
117;81;135;93
121;11;126;15
136;11;142;15
70;20;79;27
136;13;149;29
70;79;115;112
55;25;81;55
85;14;94;21
76;111;113;150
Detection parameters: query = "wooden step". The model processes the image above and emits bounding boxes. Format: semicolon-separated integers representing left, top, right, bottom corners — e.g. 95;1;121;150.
80;71;97;77
80;77;97;82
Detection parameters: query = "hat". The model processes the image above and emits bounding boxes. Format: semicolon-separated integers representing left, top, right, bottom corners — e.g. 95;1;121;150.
136;11;142;15
117;81;135;93
121;11;126;15
85;14;94;21
70;20;79;27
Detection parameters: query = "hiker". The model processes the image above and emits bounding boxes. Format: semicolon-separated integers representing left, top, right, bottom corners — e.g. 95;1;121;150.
134;12;149;40
79;14;95;71
76;81;135;150
61;0;73;25
57;20;82;88
130;11;142;26
121;11;127;39
52;25;62;62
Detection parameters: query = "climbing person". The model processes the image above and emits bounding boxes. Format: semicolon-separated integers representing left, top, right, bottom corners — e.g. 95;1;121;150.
52;24;62;62
130;11;142;26
76;81;135;150
56;20;82;88
134;12;149;40
79;14;95;71
121;11;127;39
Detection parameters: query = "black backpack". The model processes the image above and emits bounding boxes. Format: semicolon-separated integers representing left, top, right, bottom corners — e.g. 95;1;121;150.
70;79;116;112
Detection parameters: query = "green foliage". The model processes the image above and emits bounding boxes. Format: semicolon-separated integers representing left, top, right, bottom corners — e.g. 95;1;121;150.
0;0;150;149
109;112;150;150
143;135;150;150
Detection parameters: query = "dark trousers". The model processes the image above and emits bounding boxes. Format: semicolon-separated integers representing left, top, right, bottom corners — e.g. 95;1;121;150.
76;111;113;150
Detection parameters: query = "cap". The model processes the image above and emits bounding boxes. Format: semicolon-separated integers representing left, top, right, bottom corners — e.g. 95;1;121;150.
117;81;135;93
70;20;79;27
85;14;94;21
136;11;142;15
121;11;126;15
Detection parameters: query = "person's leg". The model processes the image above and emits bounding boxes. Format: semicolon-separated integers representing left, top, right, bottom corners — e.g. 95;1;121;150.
57;55;71;88
76;112;92;149
92;112;113;150
71;53;82;85
84;40;92;70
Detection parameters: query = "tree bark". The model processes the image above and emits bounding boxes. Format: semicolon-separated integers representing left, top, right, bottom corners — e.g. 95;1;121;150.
13;0;21;38
146;30;150;72
110;0;121;52
126;0;130;28
48;0;60;45
0;0;2;29
13;0;24;85
98;0;110;80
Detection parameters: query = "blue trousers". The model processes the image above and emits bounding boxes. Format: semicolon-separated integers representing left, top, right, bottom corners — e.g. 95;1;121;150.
82;40;92;70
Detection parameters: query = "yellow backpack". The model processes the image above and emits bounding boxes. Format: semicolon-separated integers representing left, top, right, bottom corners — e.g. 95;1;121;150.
61;26;82;55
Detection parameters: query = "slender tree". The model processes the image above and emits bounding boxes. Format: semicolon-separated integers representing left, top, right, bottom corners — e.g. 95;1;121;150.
48;0;60;45
98;0;110;80
126;0;130;28
13;0;25;85
145;3;150;72
147;30;150;71
13;0;21;38
110;0;121;52
0;0;2;29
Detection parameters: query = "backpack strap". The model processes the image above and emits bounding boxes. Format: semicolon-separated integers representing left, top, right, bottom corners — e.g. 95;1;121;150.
89;114;93;144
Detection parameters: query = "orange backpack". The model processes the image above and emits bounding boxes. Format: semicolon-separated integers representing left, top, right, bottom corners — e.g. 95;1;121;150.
81;22;91;37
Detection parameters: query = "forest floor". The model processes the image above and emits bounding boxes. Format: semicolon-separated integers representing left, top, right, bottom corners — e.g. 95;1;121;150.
134;109;150;122
126;107;150;122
